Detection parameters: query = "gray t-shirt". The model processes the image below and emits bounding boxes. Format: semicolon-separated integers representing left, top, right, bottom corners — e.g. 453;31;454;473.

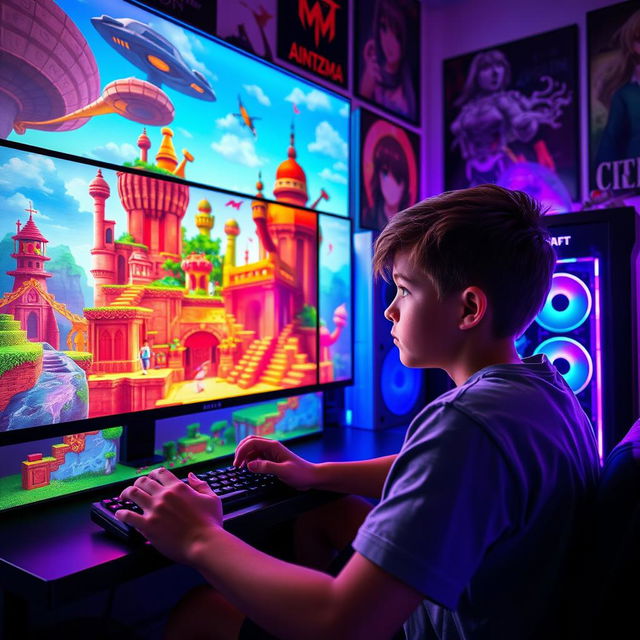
353;355;599;640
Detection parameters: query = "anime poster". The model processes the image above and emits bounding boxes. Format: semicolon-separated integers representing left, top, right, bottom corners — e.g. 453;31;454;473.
318;215;351;382
444;26;579;213
277;0;349;88
355;0;420;124
359;109;420;231
0;0;350;217
125;0;216;35
588;1;640;196
216;0;277;62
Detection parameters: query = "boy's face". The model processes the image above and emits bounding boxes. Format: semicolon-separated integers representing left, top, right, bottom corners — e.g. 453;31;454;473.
385;250;461;368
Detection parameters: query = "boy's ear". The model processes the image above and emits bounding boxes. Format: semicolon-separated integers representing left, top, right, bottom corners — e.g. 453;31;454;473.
458;286;488;330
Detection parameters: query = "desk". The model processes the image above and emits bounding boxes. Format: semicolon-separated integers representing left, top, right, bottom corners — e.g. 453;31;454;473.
0;426;406;636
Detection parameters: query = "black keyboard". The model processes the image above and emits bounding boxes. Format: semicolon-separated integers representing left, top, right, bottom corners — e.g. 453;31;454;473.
90;465;287;542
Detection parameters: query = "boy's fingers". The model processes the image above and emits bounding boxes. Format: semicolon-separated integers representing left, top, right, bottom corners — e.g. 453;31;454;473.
115;508;145;529
234;438;278;466
188;472;215;496
120;485;152;509
247;459;279;475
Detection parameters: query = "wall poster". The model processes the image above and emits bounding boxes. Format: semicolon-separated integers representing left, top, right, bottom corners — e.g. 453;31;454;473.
588;1;640;198
359;108;420;231
444;26;579;213
355;0;420;124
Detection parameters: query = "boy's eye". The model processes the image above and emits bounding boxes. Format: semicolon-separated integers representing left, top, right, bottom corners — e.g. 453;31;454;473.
398;286;409;297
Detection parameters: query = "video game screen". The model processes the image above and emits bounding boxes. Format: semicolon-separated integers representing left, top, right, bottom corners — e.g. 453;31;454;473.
0;144;351;433
318;215;352;382
0;0;350;217
0;391;322;511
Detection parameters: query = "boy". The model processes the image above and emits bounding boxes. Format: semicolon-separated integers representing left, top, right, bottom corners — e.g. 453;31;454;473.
117;185;599;639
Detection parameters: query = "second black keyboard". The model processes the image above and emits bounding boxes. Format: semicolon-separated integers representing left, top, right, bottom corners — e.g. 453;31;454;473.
90;465;287;542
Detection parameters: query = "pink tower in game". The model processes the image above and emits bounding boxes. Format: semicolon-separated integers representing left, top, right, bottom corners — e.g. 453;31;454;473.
89;170;116;307
117;128;190;278
89;129;192;306
5;205;59;348
262;124;317;310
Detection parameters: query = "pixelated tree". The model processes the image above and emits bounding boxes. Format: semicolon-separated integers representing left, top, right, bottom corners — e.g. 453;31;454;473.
100;427;123;473
211;419;228;441
163;441;178;461
102;426;124;441
104;451;116;474
159;228;223;288
223;425;236;445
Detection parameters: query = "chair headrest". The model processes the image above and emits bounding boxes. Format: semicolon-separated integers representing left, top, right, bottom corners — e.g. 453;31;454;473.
598;419;640;509
603;418;640;473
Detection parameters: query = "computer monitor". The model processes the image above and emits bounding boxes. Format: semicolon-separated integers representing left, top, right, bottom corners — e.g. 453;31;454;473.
0;143;352;440
0;391;323;511
0;0;353;513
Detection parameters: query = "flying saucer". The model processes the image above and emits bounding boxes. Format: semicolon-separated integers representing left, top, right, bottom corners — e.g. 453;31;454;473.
91;15;216;102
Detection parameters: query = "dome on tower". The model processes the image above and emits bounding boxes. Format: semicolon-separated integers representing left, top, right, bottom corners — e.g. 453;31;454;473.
137;128;151;150
276;156;306;183
14;213;47;243
273;124;308;206
89;169;110;198
224;218;240;235
198;199;212;212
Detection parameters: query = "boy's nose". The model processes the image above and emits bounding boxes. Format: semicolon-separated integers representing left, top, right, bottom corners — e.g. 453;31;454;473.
384;303;397;323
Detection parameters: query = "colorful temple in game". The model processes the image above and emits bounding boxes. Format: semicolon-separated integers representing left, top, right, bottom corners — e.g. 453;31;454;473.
0;125;347;425
83;126;327;417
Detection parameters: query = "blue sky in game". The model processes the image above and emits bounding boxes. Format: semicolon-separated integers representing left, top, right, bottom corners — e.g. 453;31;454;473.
4;0;350;216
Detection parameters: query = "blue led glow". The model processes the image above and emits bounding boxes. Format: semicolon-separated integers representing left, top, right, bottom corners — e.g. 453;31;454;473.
536;272;592;332
381;347;422;416
534;337;593;394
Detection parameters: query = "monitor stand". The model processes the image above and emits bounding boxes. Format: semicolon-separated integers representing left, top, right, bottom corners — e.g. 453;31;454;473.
119;417;164;468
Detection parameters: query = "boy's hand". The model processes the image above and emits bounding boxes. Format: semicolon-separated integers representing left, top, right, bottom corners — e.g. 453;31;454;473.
115;468;222;564
233;436;318;491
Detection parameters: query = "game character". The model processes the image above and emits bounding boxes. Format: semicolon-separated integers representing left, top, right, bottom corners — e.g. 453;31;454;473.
193;361;209;393
139;340;152;375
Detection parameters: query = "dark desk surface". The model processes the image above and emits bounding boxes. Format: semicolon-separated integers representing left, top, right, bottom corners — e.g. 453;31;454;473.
0;426;405;609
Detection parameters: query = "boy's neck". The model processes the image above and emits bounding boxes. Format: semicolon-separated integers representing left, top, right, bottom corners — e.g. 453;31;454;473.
447;338;521;387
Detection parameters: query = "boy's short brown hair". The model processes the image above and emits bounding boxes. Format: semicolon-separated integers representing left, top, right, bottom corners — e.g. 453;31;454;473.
373;184;556;338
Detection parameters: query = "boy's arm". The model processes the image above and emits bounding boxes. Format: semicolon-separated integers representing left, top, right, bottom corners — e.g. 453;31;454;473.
312;455;398;499
117;470;422;640
189;527;422;640
234;436;397;500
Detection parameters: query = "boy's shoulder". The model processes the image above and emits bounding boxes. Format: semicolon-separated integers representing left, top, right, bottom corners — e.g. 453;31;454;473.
404;356;598;481
412;355;586;441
